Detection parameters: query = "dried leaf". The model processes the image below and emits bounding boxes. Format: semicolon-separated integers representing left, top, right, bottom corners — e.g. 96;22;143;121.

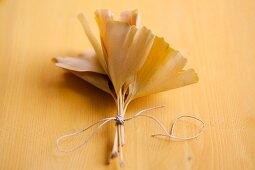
53;51;105;74
133;37;197;98
71;71;112;94
78;14;107;72
95;9;114;47
105;21;154;94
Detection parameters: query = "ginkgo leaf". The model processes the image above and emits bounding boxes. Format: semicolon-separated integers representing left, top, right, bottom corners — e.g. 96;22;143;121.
53;51;105;74
135;69;198;98
71;71;112;95
133;36;197;98
120;9;140;26
95;9;114;47
105;21;155;94
78;14;107;73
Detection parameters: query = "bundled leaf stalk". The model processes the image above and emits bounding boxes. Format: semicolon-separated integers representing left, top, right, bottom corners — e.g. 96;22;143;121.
53;9;199;166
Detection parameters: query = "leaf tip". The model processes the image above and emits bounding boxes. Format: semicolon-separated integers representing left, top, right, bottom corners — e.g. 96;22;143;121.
190;68;199;83
51;57;57;64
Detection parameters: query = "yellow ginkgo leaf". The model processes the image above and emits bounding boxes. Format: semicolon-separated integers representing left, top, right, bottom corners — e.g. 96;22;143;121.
71;71;112;95
105;21;154;94
53;51;105;74
133;36;197;99
78;14;107;72
95;9;114;47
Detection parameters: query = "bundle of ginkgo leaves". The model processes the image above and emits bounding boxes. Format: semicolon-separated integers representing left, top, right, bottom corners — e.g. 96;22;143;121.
53;9;199;166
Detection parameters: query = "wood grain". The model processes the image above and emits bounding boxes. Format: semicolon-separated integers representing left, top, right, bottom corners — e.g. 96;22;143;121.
0;0;254;169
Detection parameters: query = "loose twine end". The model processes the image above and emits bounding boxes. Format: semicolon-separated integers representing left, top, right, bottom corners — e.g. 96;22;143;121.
56;105;205;153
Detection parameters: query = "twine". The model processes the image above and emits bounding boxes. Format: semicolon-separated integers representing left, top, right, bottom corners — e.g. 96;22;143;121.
56;106;205;153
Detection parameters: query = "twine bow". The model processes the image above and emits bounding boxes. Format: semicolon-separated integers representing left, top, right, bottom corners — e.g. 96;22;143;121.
56;106;205;153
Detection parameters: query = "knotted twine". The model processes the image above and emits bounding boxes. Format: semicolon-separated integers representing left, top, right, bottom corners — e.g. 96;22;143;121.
56;106;205;153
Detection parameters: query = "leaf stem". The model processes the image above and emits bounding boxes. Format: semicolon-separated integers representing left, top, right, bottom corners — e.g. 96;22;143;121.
110;89;125;166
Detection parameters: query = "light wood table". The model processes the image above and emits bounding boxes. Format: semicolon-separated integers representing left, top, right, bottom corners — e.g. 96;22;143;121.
0;0;254;169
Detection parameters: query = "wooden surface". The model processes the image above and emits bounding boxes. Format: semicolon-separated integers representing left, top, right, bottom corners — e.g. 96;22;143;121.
0;0;255;169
